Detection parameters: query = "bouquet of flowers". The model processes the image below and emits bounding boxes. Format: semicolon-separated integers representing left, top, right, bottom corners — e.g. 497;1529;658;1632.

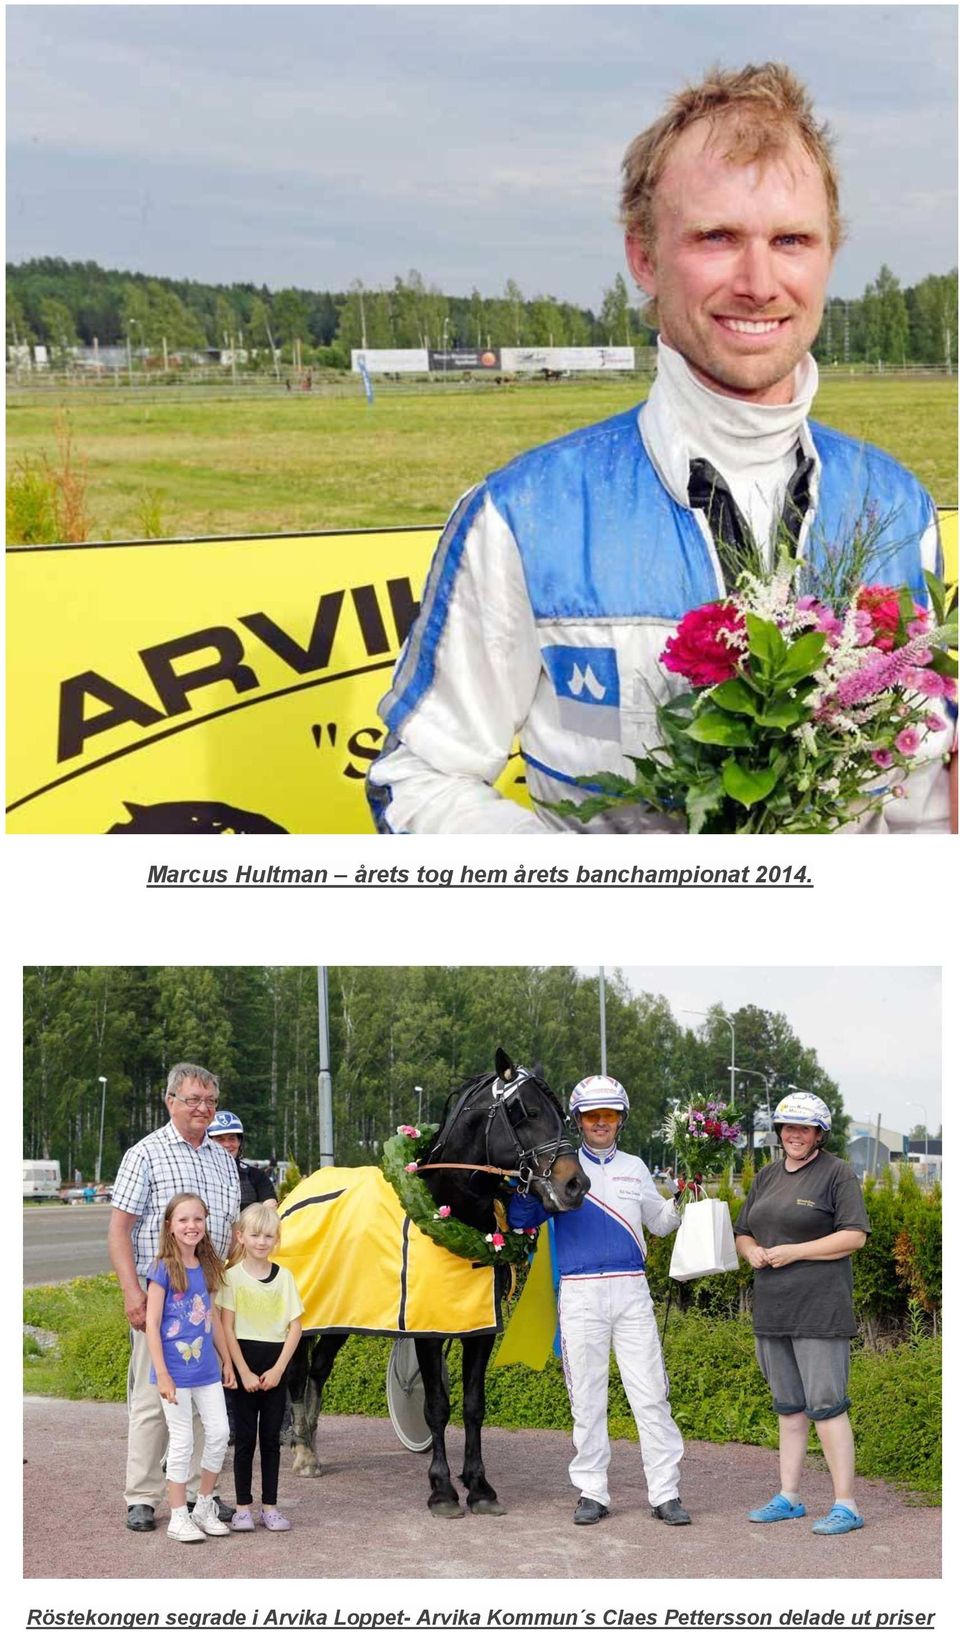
660;1098;742;1184
543;545;957;834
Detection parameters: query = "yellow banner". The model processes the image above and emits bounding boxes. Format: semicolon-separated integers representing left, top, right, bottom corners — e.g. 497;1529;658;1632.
7;514;956;834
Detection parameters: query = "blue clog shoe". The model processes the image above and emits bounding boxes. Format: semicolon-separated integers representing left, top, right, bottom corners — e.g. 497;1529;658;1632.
748;1494;806;1523
812;1503;864;1535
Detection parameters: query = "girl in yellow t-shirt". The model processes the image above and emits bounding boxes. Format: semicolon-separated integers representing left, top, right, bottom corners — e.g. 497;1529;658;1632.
218;1203;304;1531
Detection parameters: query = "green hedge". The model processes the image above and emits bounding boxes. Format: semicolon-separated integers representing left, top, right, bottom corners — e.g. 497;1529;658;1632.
311;1312;940;1499
24;1275;939;1498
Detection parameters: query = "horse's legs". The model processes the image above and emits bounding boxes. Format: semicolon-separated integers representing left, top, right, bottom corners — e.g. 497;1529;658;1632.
289;1333;348;1477
460;1334;504;1515
414;1337;461;1518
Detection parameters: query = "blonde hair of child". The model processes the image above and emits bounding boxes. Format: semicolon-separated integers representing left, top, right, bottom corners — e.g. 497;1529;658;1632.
156;1190;225;1294
228;1201;281;1267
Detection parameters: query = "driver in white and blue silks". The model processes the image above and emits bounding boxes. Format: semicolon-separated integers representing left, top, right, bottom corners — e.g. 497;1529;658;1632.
507;1074;690;1528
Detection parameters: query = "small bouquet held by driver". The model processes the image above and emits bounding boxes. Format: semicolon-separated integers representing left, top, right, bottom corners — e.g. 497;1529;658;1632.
661;1098;741;1281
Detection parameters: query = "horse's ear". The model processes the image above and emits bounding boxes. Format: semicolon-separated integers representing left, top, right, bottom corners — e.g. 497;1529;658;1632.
495;1046;514;1081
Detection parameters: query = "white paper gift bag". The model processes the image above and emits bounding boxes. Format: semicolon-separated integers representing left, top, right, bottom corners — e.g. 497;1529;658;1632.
668;1196;739;1282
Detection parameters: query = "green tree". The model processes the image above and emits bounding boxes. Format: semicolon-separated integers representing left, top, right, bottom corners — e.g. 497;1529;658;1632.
599;274;631;345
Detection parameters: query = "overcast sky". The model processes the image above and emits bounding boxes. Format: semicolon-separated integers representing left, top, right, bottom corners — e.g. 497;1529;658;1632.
6;5;957;310
608;966;941;1134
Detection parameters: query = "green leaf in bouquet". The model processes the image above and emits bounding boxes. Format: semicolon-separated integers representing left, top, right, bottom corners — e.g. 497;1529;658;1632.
721;757;780;807
685;775;725;835
756;696;810;730
923;571;946;624
897;583;917;634
578;772;636;796
710;678;759;716
774;630;826;687
686;709;754;746
745;613;786;671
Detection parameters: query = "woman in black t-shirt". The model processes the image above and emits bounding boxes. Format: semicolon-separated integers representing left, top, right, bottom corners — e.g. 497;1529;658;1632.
734;1090;869;1537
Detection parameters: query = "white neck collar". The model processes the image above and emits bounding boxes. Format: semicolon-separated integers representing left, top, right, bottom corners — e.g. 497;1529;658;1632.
640;336;819;509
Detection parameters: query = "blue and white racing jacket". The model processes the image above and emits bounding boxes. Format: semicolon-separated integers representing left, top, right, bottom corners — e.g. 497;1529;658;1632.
508;1146;680;1279
367;400;949;833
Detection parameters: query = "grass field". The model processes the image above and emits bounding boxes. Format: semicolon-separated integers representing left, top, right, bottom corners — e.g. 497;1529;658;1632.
7;374;957;543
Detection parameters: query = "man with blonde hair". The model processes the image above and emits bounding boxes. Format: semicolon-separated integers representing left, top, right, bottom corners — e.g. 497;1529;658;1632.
368;61;953;834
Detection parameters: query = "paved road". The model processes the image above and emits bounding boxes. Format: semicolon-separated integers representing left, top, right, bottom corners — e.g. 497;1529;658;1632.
23;1202;112;1283
23;1397;940;1580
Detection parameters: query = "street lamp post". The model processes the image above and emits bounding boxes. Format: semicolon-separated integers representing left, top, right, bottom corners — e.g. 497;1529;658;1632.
598;967;608;1075
95;1076;108;1184
414;1085;424;1125
731;1067;776;1149
683;1010;735;1105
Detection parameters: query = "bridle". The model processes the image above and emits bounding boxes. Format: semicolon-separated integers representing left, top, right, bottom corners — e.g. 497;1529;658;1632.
416;1067;577;1197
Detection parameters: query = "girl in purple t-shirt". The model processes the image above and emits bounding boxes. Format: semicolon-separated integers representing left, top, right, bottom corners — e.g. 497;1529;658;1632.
145;1191;235;1544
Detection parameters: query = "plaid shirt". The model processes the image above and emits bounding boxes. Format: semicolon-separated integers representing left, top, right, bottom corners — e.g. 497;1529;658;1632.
111;1120;241;1276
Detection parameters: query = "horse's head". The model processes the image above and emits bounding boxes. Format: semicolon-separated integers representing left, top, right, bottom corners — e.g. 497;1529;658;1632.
425;1048;589;1225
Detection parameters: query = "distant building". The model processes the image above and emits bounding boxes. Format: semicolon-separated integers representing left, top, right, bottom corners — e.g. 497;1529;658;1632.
847;1134;892;1180
904;1138;942;1180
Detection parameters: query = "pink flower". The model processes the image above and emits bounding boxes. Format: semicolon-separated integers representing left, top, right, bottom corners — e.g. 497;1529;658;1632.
816;607;845;639
871;749;894;769
437;1205;451;1218
942;677;958;701
905;668;947;697
661;602;744;686
892;785;906;798
895;727;922;756
491;1232;505;1250
923;713;946;733
397;1124;420;1138
404;1162;419;1174
856;585;902;651
908;617;930;638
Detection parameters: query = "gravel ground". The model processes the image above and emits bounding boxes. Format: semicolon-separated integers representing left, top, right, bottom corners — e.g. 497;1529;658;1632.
23;1396;940;1580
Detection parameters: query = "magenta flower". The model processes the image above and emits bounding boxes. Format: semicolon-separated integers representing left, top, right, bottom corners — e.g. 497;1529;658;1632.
437;1204;451;1218
905;668;947;697
923;713;946;733
871;749;894;769
397;1124;420;1138
943;677;958;701
907;617;930;638
895;727;921;756
404;1161;419;1174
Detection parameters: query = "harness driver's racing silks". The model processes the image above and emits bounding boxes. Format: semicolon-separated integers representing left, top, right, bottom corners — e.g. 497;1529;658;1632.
508;1145;685;1509
367;401;949;834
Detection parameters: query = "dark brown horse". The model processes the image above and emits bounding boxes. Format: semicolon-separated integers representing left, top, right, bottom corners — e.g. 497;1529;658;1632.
282;1049;588;1516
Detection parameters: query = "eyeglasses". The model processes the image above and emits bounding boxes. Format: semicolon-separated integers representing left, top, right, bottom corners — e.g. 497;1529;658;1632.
174;1093;219;1110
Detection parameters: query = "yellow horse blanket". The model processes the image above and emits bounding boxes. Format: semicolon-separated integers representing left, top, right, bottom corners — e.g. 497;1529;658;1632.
275;1166;501;1337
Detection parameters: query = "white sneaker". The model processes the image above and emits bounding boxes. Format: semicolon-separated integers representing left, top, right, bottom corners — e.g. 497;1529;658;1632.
192;1494;231;1536
168;1509;206;1543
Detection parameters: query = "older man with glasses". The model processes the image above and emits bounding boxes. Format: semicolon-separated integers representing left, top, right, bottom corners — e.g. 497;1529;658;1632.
108;1062;241;1532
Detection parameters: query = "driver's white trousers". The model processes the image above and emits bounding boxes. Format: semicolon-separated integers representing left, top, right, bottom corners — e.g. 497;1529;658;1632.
558;1273;684;1509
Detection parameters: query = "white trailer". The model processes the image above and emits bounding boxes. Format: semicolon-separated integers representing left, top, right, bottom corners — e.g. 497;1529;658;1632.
23;1159;62;1200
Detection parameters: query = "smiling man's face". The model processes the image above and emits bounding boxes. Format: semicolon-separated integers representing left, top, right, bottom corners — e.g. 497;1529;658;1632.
626;118;835;405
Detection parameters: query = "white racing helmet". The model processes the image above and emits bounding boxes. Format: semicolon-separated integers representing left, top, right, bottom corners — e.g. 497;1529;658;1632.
569;1075;630;1121
772;1090;832;1135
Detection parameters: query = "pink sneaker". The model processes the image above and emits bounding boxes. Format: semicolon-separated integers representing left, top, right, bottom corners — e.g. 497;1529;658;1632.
260;1509;291;1531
